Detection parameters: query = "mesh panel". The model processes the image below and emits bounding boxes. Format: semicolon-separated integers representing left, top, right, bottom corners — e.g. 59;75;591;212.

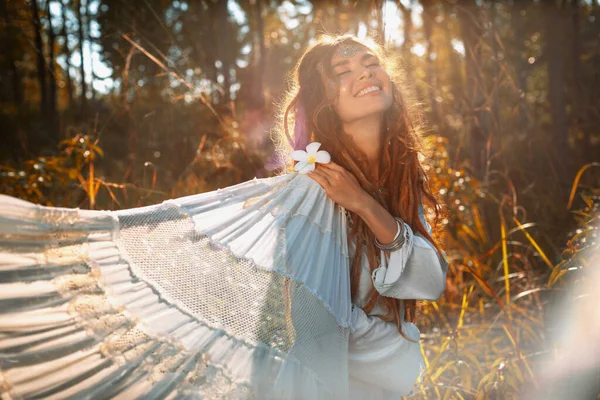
0;183;351;398
117;207;293;351
116;206;348;396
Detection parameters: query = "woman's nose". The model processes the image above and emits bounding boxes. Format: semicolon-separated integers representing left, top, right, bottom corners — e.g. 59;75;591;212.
358;67;373;80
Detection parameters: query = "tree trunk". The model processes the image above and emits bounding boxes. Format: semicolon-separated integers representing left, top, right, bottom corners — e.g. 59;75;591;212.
60;0;73;108
510;0;530;133
252;0;265;109
441;1;463;123
76;0;87;113
46;0;58;141
489;0;501;136
569;0;587;160
202;4;219;103
422;0;439;128
0;0;21;104
396;2;416;92
30;0;48;115
215;0;231;104
569;0;582;116
85;0;96;101
458;0;497;246
545;1;572;187
457;0;489;180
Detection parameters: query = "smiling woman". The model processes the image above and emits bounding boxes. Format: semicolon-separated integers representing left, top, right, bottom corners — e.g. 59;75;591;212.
0;34;447;400
272;34;448;398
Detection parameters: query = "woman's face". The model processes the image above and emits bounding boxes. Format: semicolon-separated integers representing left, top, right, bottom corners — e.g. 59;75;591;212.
324;45;393;123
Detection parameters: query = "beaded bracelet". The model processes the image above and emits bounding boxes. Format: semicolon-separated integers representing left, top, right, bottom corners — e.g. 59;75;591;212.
373;217;406;251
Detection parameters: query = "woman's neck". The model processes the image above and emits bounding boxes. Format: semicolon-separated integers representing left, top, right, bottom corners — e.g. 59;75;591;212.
343;113;383;182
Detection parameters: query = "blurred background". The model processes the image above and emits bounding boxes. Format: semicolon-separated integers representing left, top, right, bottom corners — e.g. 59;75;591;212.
0;0;599;398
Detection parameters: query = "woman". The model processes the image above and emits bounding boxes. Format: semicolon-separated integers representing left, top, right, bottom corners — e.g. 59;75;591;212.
274;34;448;398
0;35;446;399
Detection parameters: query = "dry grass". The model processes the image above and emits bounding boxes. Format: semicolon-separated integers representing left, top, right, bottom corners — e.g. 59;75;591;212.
410;138;600;399
1;135;598;399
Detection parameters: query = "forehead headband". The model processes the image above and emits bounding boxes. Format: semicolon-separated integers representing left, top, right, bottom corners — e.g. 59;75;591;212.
337;44;362;58
316;44;365;73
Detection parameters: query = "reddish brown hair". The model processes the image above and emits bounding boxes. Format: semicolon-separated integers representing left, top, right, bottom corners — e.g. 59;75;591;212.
272;34;443;335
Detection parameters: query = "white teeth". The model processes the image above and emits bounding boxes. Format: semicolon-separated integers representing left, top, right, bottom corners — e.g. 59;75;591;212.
356;86;381;97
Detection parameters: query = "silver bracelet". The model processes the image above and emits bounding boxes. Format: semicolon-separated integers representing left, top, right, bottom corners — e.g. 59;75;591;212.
374;217;406;251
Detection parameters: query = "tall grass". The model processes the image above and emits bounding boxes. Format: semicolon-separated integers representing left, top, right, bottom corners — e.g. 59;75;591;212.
411;138;600;399
2;126;599;399
2;133;597;398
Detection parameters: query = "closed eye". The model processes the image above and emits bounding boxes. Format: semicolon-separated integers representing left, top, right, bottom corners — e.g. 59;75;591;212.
337;62;380;76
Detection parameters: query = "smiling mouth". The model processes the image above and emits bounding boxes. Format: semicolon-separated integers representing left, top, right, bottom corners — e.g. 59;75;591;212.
355;86;382;97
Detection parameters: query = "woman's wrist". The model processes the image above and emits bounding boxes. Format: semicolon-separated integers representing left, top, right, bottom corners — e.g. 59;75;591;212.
355;192;398;245
354;190;377;218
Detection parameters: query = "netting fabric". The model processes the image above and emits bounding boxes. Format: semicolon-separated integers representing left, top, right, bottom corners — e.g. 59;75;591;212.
0;173;352;399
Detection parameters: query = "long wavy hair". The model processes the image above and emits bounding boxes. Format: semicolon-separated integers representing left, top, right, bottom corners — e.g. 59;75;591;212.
271;34;444;335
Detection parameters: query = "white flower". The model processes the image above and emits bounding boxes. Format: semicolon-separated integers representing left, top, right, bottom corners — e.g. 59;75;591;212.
291;142;331;174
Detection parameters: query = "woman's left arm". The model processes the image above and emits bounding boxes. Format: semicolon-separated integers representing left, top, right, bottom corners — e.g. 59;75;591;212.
308;162;399;244
357;190;447;301
370;203;448;301
309;162;447;301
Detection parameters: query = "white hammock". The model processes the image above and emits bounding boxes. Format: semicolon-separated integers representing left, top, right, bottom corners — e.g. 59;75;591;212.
0;173;353;399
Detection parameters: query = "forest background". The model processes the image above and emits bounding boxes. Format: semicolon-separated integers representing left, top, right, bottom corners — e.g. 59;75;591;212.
1;0;599;398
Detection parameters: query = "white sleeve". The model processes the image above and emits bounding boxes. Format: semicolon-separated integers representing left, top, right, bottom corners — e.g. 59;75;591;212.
371;203;448;301
348;305;425;395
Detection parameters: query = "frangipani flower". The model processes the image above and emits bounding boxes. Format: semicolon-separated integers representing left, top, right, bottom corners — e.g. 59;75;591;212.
292;142;331;174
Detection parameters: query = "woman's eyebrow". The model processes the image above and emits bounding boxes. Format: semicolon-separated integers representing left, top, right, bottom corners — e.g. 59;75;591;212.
331;53;377;69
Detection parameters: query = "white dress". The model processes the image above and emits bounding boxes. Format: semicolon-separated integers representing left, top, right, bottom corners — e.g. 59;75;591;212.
348;204;448;399
0;173;447;399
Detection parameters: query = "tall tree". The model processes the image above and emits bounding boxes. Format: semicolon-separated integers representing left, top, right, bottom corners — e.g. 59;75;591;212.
545;1;572;187
30;0;48;115
60;0;73;108
46;0;58;139
0;0;22;104
457;0;500;245
215;0;232;104
396;1;416;88
458;0;489;180
85;0;95;101
489;0;500;135
76;0;87;112
251;0;266;109
569;0;585;151
440;0;463;122
181;0;219;102
509;0;530;133
422;0;439;127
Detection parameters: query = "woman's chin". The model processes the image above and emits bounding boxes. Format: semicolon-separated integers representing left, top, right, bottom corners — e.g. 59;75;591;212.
354;103;391;118
337;96;392;121
357;95;392;109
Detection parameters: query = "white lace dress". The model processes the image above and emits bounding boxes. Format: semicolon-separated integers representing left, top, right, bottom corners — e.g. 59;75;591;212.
0;173;447;399
348;204;448;399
